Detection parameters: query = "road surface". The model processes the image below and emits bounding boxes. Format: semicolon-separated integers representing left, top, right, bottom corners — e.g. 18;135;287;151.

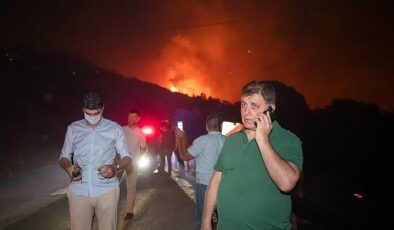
1;162;197;230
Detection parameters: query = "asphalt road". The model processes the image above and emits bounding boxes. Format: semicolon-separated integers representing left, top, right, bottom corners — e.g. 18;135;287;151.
0;164;70;229
1;163;197;230
1;161;351;230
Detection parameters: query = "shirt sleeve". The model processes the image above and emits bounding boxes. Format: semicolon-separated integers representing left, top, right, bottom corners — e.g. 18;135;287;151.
116;126;132;159
59;125;73;161
214;141;226;172
187;136;206;157
277;139;303;170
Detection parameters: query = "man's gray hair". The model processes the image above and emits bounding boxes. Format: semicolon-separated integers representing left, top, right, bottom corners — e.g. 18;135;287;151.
242;81;276;104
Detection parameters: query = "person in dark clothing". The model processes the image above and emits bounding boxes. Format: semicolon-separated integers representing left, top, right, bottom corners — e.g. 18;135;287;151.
173;151;185;175
158;120;176;175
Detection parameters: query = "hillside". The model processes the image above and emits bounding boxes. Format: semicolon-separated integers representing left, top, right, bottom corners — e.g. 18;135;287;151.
0;47;241;176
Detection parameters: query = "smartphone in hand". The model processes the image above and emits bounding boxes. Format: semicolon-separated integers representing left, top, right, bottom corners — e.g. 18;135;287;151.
264;106;276;122
177;121;184;131
72;164;82;178
254;106;276;127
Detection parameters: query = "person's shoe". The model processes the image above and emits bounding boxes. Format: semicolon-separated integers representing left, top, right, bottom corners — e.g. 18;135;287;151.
124;212;134;220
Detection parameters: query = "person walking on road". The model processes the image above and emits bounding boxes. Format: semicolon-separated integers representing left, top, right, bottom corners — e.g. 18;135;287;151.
158;120;176;176
175;114;226;230
117;109;147;220
59;91;131;230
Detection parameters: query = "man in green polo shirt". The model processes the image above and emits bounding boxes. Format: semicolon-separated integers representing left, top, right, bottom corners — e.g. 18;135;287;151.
201;81;303;230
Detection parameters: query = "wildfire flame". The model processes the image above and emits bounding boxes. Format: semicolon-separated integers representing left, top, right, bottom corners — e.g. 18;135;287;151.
170;86;178;92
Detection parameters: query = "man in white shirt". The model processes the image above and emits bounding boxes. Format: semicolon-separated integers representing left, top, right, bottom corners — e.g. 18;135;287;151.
59;91;131;230
119;109;147;220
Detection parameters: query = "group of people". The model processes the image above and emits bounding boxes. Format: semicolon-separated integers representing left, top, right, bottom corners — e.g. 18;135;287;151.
59;80;303;230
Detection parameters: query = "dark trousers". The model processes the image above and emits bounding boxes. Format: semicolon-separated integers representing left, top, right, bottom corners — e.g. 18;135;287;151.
196;183;208;230
159;149;173;174
174;149;185;173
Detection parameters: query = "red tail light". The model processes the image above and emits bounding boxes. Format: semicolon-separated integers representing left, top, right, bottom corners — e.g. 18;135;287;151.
353;193;363;199
142;126;154;136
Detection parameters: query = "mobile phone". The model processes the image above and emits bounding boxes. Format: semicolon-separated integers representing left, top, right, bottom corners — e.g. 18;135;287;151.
72;164;82;178
264;106;276;122
254;106;276;127
177;121;184;131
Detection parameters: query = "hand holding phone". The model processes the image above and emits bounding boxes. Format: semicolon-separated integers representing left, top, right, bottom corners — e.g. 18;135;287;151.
177;121;184;131
264;106;276;122
72;164;82;178
254;106;276;127
72;165;81;177
70;163;82;182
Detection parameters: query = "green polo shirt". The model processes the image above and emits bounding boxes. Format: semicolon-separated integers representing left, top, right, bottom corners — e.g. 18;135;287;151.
214;122;303;230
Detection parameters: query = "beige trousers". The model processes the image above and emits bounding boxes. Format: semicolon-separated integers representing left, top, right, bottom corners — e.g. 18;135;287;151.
121;156;138;213
67;187;120;230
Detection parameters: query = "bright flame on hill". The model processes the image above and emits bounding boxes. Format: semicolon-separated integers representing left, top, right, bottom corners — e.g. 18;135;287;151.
146;34;217;100
170;86;178;92
167;76;208;98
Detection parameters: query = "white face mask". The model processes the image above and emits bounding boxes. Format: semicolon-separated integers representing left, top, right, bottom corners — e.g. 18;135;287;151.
84;113;101;125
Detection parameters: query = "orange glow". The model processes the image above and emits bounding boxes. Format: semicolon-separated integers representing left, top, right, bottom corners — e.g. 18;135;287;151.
170;86;178;92
166;72;209;98
144;34;218;100
5;1;391;111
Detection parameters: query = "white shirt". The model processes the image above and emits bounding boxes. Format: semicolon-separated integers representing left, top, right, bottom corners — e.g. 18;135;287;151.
59;118;130;197
123;125;146;158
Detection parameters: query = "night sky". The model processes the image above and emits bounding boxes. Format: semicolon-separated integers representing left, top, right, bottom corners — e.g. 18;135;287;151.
1;0;393;111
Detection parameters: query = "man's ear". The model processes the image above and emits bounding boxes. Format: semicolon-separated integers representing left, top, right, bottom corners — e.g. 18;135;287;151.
271;104;276;111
